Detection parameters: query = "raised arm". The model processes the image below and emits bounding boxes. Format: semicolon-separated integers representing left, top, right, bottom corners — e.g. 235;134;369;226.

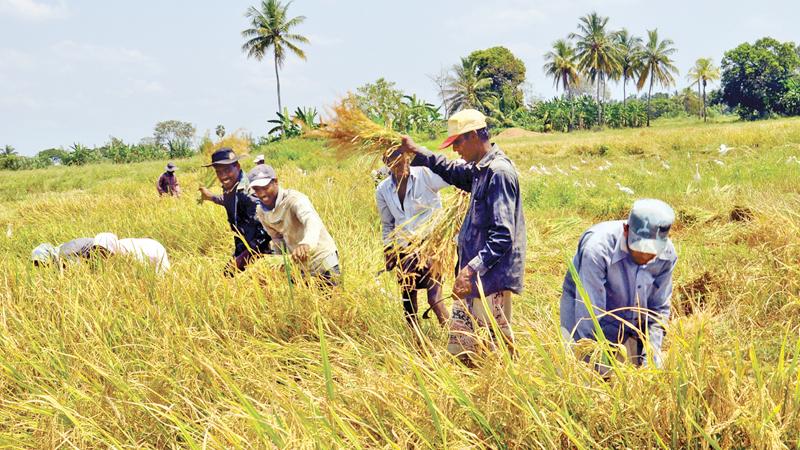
420;167;451;193
400;136;475;192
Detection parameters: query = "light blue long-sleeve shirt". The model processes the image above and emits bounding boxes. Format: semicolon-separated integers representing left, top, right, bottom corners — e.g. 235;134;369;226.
560;220;677;366
375;166;450;248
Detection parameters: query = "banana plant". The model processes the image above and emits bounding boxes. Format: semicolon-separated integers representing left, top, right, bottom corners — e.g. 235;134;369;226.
268;108;302;139
292;107;320;131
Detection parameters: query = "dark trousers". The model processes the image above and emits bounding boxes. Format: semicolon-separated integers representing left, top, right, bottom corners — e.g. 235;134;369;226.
225;240;272;276
396;253;441;323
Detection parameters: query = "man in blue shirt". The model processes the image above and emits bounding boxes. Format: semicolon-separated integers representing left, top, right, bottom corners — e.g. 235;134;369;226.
399;109;526;363
560;199;677;368
199;148;272;274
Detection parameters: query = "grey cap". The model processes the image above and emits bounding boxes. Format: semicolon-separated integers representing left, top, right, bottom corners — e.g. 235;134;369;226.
247;164;277;188
627;199;675;255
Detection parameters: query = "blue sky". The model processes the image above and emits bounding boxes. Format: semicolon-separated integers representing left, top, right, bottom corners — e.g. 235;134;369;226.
1;0;797;154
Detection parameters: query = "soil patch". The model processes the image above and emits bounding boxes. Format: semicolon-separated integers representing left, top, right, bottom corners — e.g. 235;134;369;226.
495;128;543;139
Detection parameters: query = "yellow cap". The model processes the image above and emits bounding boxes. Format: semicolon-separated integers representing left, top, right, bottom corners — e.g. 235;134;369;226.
439;109;487;149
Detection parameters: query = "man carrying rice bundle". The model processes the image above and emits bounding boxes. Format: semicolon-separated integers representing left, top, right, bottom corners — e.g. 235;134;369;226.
399;109;526;364
560;199;677;372
376;149;450;329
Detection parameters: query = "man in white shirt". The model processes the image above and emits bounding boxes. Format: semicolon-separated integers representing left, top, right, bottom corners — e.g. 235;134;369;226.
248;165;341;286
376;149;450;328
93;233;171;274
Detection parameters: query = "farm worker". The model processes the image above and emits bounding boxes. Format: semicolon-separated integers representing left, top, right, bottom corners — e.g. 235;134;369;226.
30;243;60;266
157;162;181;197
254;154;265;165
198;148;272;274
398;109;526;363
30;238;107;267
376;149;450;328
248;165;341;286
560;199;677;369
93;233;171;274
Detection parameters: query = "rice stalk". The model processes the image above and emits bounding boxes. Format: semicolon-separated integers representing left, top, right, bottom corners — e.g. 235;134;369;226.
317;96;402;160
390;191;470;283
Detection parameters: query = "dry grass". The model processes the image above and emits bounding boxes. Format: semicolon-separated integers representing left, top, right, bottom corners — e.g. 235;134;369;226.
1;117;800;447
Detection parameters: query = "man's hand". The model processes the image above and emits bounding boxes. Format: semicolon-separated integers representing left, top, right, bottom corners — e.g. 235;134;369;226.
198;186;215;201
291;244;310;262
453;265;476;299
398;135;421;156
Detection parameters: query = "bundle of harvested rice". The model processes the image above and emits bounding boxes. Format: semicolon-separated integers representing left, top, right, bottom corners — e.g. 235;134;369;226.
318;96;402;160
388;190;471;283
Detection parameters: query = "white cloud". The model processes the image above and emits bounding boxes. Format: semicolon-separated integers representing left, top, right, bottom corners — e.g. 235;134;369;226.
0;0;67;21
305;33;344;47
51;40;157;69
0;48;34;71
0;92;41;109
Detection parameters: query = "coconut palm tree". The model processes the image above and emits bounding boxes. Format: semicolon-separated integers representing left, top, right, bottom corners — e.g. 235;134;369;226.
444;58;493;116
2;145;16;157
613;29;643;106
543;39;580;130
242;0;309;113
687;57;720;122
215;125;226;139
569;12;621;125
637;29;679;127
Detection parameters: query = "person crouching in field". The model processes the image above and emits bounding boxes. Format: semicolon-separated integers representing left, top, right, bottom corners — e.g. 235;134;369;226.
31;237;106;267
157;162;181;197
376;149;450;328
32;234;170;274
560;199;677;372
398;109;526;364
93;233;171;274
198;148;272;275
248;165;341;287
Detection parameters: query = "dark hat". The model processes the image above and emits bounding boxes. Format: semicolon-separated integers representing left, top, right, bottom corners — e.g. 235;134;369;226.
165;162;177;172
202;148;246;167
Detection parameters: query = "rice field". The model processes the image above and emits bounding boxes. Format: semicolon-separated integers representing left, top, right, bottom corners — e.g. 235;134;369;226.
1;117;800;448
